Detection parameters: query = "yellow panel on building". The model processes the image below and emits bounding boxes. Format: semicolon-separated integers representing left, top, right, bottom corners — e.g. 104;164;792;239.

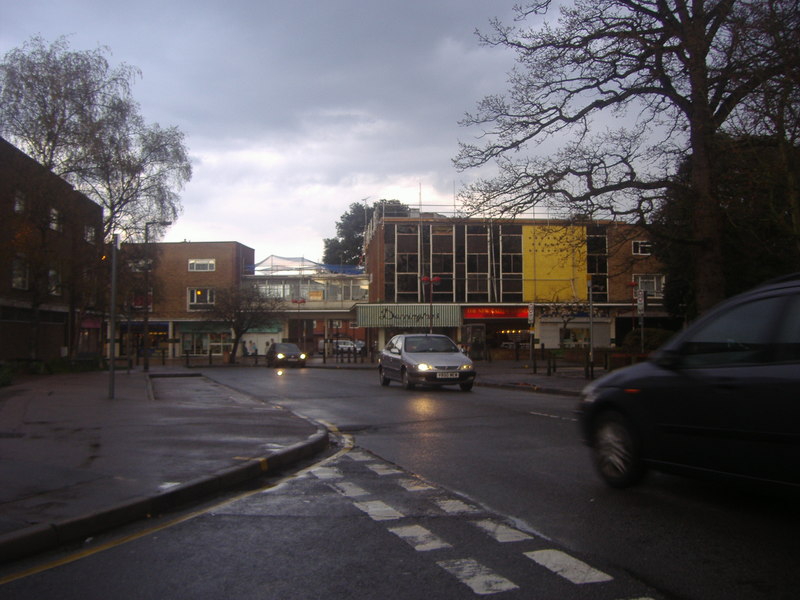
522;225;588;302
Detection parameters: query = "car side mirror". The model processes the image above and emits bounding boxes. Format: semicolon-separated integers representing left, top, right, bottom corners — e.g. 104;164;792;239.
390;347;400;355
654;349;683;370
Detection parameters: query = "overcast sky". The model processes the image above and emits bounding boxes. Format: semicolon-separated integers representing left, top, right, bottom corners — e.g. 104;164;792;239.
1;1;535;262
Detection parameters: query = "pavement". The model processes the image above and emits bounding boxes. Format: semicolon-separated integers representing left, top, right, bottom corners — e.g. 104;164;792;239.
0;356;602;565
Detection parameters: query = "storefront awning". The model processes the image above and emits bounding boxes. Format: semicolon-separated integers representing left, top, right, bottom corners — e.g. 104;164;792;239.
357;304;462;328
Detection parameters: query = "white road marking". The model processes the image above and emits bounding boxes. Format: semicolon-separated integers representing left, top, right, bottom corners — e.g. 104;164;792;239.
353;500;404;521
311;466;343;480
366;463;403;476
398;478;435;492
331;481;369;498
388;524;452;552
525;549;613;584
347;450;373;461
435;498;480;514
528;411;578;422
473;519;534;543
437;558;519;595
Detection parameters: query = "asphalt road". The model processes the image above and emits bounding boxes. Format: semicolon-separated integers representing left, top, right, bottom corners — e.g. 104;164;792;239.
2;367;797;599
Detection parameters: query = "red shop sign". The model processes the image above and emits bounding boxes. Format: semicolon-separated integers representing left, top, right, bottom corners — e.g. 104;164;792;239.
463;307;528;319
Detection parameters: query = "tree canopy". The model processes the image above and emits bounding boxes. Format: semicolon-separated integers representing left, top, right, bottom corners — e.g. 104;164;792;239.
0;36;191;242
455;0;800;314
322;199;409;265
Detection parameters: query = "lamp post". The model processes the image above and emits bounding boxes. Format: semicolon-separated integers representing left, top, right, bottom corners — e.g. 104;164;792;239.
291;298;306;348
421;275;441;334
143;220;172;372
108;233;119;399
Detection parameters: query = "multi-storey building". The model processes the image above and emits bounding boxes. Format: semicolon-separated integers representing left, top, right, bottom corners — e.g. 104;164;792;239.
359;208;673;353
0;137;104;361
118;241;256;359
248;255;369;354
123;247;370;359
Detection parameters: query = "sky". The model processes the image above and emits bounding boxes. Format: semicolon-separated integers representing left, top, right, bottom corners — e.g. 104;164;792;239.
1;1;534;262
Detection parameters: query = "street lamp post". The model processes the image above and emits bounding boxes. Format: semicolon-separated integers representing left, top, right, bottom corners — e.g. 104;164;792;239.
291;298;306;348
108;234;119;399
421;275;441;334
143;220;172;372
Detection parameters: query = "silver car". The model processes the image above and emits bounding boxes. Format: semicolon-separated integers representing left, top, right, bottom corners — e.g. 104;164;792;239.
378;334;476;391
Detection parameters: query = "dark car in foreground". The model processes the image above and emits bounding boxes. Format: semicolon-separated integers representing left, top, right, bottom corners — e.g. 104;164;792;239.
578;274;800;488
379;333;476;391
266;343;307;368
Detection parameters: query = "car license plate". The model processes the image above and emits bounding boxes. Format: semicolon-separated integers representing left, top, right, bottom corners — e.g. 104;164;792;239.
436;372;459;379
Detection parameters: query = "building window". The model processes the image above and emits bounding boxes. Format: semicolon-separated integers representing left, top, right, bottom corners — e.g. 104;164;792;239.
634;274;664;298
12;256;28;290
49;208;62;231
188;287;215;310
188;258;216;272
48;269;62;296
632;241;652;255
84;225;96;244
13;191;25;214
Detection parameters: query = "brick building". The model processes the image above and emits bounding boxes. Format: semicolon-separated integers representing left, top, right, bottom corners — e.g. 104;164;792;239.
359;208;673;354
118;241;256;359
0;137;104;361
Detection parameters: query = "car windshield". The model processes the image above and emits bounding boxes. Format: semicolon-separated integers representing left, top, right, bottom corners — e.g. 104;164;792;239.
275;344;300;353
404;336;459;353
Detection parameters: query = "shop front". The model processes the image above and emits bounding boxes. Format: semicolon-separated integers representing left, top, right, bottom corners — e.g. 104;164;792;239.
462;306;530;358
356;304;463;350
174;321;233;357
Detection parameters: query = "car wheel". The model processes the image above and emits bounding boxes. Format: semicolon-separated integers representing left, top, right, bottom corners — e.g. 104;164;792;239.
591;410;644;488
379;367;390;386
459;381;473;391
401;369;415;390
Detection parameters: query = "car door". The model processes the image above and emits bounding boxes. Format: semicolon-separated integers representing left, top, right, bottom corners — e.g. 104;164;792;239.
732;292;800;484
381;336;403;379
646;294;789;478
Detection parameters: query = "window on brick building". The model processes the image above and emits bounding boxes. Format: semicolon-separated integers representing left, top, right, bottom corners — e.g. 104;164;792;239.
12;256;28;290
632;240;652;255
188;258;216;271
188;287;215;309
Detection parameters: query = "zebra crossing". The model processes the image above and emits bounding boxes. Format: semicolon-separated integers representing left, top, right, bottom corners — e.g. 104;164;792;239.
308;448;663;599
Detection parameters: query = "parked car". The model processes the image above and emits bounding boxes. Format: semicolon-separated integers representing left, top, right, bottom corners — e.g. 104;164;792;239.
317;339;358;355
378;333;476;391
266;343;307;368
578;274;800;488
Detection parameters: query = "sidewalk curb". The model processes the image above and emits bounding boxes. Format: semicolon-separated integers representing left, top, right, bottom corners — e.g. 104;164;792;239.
0;427;329;564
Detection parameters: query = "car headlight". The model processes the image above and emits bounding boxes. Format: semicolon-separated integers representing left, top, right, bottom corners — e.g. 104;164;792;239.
300;353;307;360
459;364;473;371
416;363;433;371
276;353;286;359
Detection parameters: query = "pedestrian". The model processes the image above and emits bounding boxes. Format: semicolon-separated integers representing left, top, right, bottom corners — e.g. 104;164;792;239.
250;341;257;356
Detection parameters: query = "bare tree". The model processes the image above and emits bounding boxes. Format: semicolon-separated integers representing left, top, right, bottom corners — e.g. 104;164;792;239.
207;286;286;364
455;0;800;313
0;36;191;242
